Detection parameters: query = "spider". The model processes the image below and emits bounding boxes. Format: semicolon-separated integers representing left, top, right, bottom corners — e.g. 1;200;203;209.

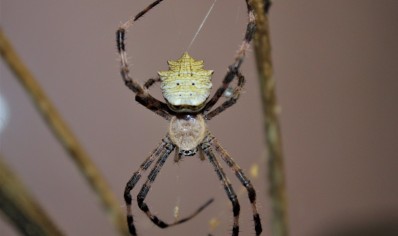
116;0;261;235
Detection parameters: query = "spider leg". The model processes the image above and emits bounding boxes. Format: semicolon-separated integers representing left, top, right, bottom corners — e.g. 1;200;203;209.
204;71;245;120
173;147;182;162
124;136;171;235
201;141;240;236
143;77;162;90
202;66;241;117
121;0;165;29
202;1;256;116
136;143;214;231
210;135;262;235
116;0;172;120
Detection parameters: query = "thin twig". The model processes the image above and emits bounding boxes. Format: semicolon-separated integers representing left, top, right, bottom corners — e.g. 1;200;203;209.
0;154;64;236
251;1;289;236
0;28;129;236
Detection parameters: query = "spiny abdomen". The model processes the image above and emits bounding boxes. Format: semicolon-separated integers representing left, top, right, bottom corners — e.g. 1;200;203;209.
158;52;213;107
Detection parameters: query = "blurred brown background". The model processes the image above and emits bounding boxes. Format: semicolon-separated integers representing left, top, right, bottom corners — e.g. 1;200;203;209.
1;0;398;236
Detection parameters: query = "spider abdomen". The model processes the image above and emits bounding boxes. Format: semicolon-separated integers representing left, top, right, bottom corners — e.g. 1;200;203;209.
168;114;207;151
158;52;213;111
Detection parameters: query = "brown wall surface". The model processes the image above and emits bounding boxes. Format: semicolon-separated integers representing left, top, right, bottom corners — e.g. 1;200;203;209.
1;1;398;236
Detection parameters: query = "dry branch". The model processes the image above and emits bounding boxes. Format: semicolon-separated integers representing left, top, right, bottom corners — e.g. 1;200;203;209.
0;155;64;236
251;1;289;236
0;28;128;236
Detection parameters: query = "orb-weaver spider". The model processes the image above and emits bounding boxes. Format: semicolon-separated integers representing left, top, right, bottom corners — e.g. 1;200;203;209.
116;0;261;235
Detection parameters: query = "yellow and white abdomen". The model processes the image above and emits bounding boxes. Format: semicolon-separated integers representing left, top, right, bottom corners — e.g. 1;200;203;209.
158;52;213;111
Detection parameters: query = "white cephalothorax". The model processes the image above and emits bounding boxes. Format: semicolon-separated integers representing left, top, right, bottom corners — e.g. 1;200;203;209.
169;114;207;151
158;52;213;111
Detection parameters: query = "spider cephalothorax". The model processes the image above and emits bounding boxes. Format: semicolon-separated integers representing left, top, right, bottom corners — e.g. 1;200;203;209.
116;1;261;236
158;52;213;112
169;113;207;155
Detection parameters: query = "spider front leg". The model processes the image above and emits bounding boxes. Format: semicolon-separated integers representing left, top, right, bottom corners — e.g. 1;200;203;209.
211;136;262;235
124;136;171;235
136;140;213;232
201;141;241;236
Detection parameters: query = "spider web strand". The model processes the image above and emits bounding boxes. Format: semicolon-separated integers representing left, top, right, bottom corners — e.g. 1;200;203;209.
187;0;218;50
